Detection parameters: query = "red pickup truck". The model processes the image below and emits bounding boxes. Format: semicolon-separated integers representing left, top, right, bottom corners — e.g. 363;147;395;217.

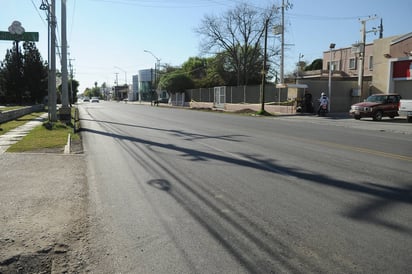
349;93;401;121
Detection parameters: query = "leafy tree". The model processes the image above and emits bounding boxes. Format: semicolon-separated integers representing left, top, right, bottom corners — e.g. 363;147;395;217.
0;41;48;104
305;59;323;71
181;57;209;88
59;79;79;104
23;42;48;104
83;86;102;98
0;42;24;104
182;57;206;79
158;72;194;94
195;2;280;86
69;79;79;104
157;64;178;88
197;56;226;87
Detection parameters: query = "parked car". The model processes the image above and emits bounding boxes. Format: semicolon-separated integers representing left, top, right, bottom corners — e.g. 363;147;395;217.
349;93;401;121
398;99;412;123
91;97;99;103
83;97;90;102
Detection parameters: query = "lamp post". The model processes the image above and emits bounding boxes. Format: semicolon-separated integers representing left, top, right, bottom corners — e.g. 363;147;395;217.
328;43;335;112
144;50;161;100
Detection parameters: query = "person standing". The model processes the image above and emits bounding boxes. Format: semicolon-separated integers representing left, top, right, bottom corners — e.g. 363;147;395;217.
317;92;329;115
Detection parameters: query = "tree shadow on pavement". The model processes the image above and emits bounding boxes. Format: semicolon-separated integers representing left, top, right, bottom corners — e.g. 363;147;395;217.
80;118;246;142
82;126;412;235
82;124;412;272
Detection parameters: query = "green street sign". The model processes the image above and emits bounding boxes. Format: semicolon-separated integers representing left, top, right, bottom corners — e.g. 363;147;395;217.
0;31;39;42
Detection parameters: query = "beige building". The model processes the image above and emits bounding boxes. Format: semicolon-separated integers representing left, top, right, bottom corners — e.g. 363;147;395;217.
320;32;412;99
295;32;412;112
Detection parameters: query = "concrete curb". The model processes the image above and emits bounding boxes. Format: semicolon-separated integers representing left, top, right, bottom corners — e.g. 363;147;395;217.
64;133;71;154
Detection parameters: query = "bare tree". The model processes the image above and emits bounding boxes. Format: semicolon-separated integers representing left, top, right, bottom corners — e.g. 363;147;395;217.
196;2;280;86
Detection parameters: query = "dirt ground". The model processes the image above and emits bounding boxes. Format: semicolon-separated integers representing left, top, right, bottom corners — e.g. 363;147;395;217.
0;139;90;273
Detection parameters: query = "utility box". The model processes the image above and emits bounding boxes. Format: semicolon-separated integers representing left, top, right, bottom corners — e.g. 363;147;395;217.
58;106;71;122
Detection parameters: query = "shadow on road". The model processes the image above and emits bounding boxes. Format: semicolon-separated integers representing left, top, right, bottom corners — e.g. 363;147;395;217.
81;123;412;272
80;118;246;142
81;125;412;234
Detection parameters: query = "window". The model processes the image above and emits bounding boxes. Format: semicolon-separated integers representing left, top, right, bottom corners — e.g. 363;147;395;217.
328;60;340;71
368;56;373;70
349;58;357;70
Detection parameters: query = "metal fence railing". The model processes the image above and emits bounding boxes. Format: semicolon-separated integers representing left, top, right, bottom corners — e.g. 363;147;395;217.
186;85;289;104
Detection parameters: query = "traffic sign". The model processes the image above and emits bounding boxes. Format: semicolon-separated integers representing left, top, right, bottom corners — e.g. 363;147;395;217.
0;31;39;42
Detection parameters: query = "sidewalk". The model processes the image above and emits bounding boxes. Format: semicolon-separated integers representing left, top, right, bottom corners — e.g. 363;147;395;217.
0;113;48;154
0;111;88;272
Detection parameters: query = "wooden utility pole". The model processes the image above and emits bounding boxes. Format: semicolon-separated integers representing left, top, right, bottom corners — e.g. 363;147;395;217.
260;18;269;113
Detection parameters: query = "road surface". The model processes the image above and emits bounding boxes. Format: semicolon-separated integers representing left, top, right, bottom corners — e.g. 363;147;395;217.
79;101;411;273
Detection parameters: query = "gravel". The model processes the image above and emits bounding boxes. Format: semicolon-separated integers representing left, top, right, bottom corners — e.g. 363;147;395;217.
0;152;90;273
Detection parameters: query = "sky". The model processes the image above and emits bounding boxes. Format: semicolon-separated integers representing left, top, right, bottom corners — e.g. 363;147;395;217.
1;0;411;93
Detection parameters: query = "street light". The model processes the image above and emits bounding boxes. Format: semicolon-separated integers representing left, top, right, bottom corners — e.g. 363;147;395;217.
144;50;160;64
144;50;161;81
144;50;161;100
328;43;335;112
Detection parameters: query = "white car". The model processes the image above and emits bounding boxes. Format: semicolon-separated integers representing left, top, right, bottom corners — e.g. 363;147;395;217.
91;97;99;103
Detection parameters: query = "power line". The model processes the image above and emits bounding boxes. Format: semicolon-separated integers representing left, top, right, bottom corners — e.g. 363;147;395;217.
30;0;48;26
86;0;234;8
287;12;370;21
69;0;77;42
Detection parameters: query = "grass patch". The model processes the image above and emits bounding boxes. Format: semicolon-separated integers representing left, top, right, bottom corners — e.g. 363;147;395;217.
255;109;273;116
7;120;79;153
0;112;45;135
6;108;80;153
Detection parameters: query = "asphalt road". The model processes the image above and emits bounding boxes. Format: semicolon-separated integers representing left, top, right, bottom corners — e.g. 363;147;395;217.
79;101;411;273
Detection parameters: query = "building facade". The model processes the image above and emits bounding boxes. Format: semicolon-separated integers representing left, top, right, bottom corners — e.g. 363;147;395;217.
320;32;412;99
131;75;139;101
137;69;155;101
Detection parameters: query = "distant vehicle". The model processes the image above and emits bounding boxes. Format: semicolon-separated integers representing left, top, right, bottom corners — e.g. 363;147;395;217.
83;97;90;102
349;93;401;121
91;97;99;103
398;99;412;123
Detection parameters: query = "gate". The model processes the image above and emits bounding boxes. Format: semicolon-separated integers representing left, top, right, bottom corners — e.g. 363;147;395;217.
214;86;226;108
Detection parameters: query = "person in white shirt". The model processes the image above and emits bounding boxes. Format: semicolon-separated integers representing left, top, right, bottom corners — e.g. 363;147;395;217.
317;92;329;115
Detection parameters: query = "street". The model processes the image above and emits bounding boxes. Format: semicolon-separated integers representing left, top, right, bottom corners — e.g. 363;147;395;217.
79;101;411;273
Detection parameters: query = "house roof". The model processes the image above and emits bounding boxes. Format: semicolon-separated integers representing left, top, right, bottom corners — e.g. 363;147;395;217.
391;32;412;45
